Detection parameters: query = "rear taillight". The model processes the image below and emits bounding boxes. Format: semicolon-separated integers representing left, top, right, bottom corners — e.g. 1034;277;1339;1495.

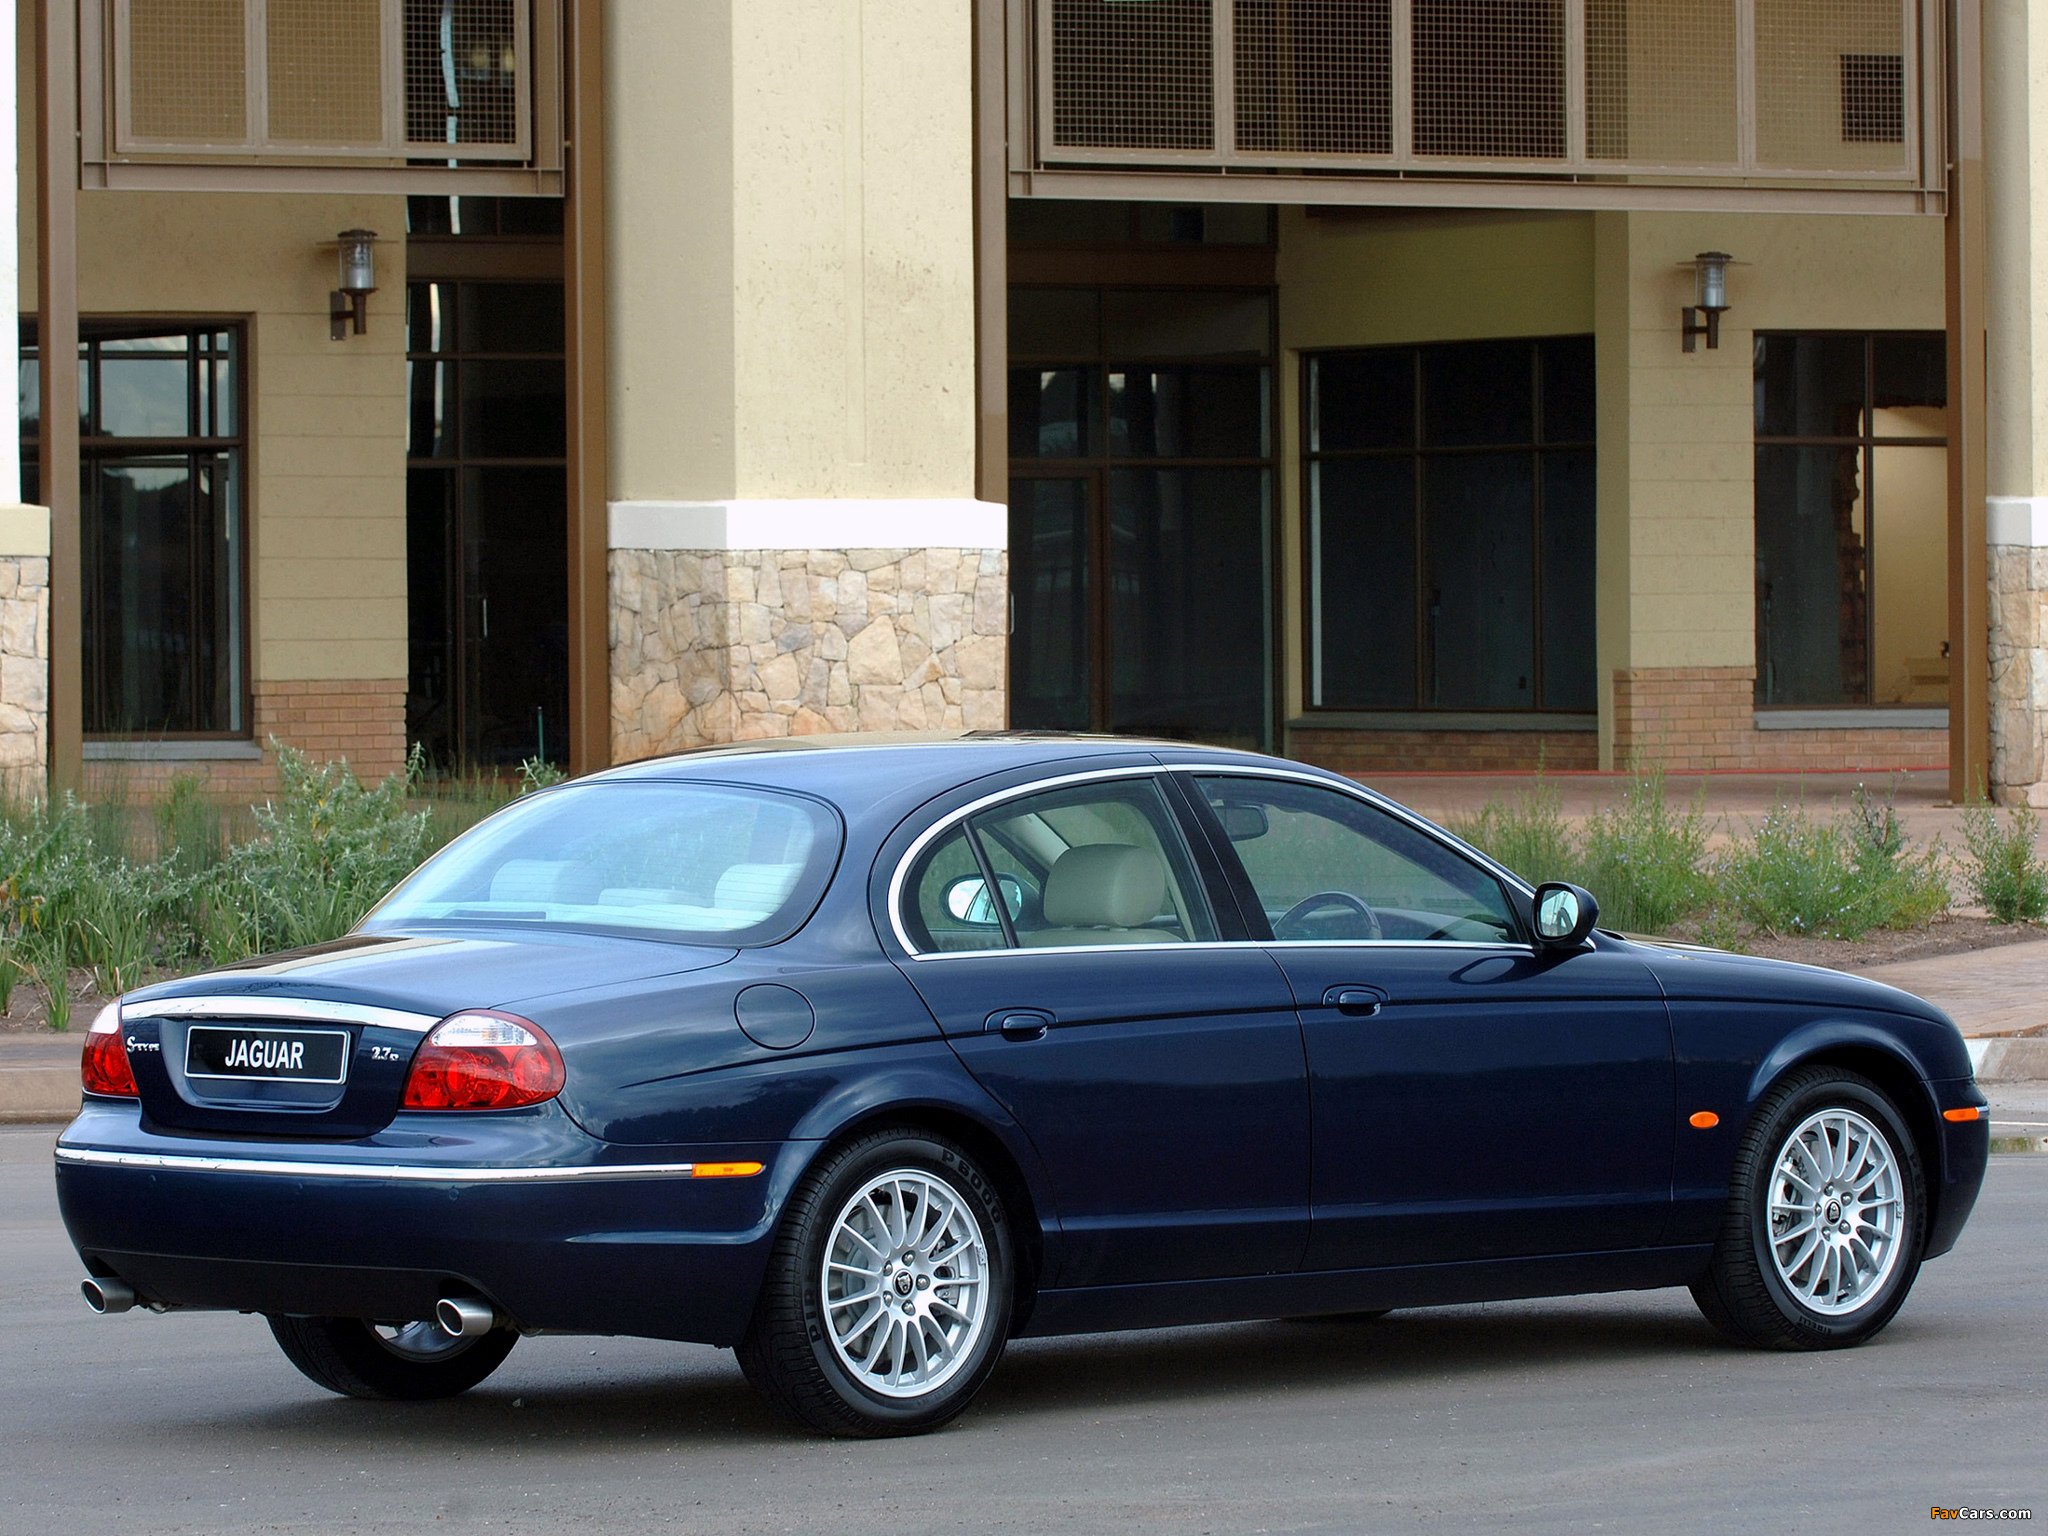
401;1011;565;1111
81;1005;138;1098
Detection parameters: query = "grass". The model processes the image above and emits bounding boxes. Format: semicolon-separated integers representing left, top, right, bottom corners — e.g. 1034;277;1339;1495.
0;743;547;1027
1451;773;1955;943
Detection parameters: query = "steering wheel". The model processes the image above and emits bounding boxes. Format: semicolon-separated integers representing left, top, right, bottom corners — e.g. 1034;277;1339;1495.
1274;890;1382;941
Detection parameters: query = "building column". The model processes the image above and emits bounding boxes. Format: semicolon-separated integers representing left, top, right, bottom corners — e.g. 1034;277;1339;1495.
1984;0;2048;804
603;0;1002;756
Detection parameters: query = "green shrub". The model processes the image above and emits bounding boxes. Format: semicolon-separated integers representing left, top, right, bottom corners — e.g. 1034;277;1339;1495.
203;743;435;954
1960;802;2048;924
1576;768;1710;933
518;756;568;794
1447;780;1577;885
1719;788;1950;939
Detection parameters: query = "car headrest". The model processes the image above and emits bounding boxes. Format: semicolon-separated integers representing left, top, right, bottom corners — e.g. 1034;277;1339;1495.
714;862;802;917
1041;844;1167;930
489;859;603;906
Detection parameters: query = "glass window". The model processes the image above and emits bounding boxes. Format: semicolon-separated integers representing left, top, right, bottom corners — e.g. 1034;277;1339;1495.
1197;776;1518;944
20;322;246;737
367;782;840;945
902;828;1011;954
1754;332;1948;708
959;778;1216;949
1305;337;1594;712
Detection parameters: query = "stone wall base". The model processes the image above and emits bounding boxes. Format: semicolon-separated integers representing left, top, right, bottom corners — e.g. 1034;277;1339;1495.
83;680;408;801
1613;667;1947;773
1290;727;1599;775
0;554;50;798
610;547;1008;761
1989;544;2048;805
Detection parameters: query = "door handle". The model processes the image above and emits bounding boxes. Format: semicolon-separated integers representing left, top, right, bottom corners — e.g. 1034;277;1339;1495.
988;1009;1054;1041
1321;986;1385;1017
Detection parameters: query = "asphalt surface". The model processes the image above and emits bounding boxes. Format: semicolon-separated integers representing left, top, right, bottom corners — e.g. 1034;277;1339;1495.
1;1128;2040;1536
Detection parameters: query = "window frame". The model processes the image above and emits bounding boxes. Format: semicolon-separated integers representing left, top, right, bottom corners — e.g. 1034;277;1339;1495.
886;763;1537;959
21;316;253;741
1299;335;1597;716
1752;328;1948;711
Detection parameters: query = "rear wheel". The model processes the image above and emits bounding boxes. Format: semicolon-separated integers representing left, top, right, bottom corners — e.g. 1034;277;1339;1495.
1691;1066;1926;1350
737;1128;1012;1437
267;1315;516;1400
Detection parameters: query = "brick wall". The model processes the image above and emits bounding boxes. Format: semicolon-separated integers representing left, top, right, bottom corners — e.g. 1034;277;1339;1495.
1612;666;1946;771
83;679;407;801
1290;727;1601;775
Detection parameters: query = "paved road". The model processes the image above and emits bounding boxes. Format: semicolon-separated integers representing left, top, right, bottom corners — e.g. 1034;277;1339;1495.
2;1127;2039;1536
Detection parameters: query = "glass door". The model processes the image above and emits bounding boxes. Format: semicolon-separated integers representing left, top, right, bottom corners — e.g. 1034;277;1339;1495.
1008;474;1097;731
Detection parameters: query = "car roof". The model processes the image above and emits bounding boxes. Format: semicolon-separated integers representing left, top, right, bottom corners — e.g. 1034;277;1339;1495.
583;731;1320;807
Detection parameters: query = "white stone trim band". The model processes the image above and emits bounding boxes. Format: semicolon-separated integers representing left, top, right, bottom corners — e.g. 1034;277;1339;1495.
609;498;1008;553
0;504;50;558
1987;495;2048;547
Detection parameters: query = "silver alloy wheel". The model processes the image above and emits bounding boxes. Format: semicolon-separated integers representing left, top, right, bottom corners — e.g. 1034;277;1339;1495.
371;1320;475;1362
821;1167;990;1399
1765;1106;1905;1317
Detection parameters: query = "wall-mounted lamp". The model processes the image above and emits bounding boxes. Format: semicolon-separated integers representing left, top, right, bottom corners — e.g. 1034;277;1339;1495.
1680;251;1734;353
330;229;379;341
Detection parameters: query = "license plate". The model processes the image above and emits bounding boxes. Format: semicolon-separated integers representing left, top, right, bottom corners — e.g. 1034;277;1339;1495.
185;1026;350;1085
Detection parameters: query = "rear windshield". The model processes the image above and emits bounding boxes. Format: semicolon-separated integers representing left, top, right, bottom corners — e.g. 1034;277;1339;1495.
362;782;841;945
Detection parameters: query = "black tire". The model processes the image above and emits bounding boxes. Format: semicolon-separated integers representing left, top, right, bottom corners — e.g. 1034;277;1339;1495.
1691;1066;1926;1350
267;1315;517;1401
736;1127;1013;1437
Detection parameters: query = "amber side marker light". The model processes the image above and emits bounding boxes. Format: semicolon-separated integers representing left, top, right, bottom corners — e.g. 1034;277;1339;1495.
1688;1111;1720;1129
690;1162;765;1179
1943;1106;1984;1123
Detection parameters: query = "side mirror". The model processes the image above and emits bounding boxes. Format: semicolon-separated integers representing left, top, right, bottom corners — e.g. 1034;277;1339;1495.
1532;881;1599;949
945;873;1024;926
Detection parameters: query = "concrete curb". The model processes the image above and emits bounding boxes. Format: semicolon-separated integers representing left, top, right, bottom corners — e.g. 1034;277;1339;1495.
1967;1037;2048;1082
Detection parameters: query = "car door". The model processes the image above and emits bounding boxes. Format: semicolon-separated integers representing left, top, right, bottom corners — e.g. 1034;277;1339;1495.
1182;770;1675;1272
886;768;1309;1291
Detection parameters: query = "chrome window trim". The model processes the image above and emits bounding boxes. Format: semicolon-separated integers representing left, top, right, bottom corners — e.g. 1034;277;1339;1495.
887;761;1536;959
52;1146;710;1183
119;996;442;1035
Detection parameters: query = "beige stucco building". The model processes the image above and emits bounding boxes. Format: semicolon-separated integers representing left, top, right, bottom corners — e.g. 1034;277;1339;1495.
6;0;2047;803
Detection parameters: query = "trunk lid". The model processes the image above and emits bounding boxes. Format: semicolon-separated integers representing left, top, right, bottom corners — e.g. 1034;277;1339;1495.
115;931;736;1139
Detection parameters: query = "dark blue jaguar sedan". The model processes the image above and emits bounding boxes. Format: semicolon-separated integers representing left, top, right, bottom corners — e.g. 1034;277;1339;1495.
55;735;1990;1436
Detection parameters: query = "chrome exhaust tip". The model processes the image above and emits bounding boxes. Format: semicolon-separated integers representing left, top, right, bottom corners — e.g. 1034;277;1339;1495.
81;1277;138;1315
435;1296;496;1339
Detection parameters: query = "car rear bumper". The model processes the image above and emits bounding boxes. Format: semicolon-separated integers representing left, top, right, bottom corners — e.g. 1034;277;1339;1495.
54;1102;803;1347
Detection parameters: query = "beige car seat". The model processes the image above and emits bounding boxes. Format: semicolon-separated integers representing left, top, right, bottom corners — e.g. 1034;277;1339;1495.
1021;843;1180;947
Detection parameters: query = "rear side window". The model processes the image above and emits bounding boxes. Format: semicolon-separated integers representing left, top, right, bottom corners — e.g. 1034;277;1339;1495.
899;776;1216;953
365;782;841;945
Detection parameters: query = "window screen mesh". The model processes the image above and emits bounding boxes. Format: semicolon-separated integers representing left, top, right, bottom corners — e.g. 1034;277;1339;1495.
266;0;383;145
1586;0;1737;165
1051;0;1214;151
1235;0;1391;156
1412;0;1564;159
405;0;522;147
1756;0;1908;170
128;0;247;143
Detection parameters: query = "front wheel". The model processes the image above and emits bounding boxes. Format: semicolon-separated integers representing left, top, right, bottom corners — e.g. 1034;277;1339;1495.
268;1314;517;1400
1691;1067;1926;1349
737;1128;1013;1436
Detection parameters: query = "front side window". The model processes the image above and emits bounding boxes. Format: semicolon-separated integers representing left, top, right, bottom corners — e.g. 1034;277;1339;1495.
1304;336;1595;713
1196;775;1518;944
366;782;841;945
898;777;1217;952
1754;332;1947;708
21;321;247;736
